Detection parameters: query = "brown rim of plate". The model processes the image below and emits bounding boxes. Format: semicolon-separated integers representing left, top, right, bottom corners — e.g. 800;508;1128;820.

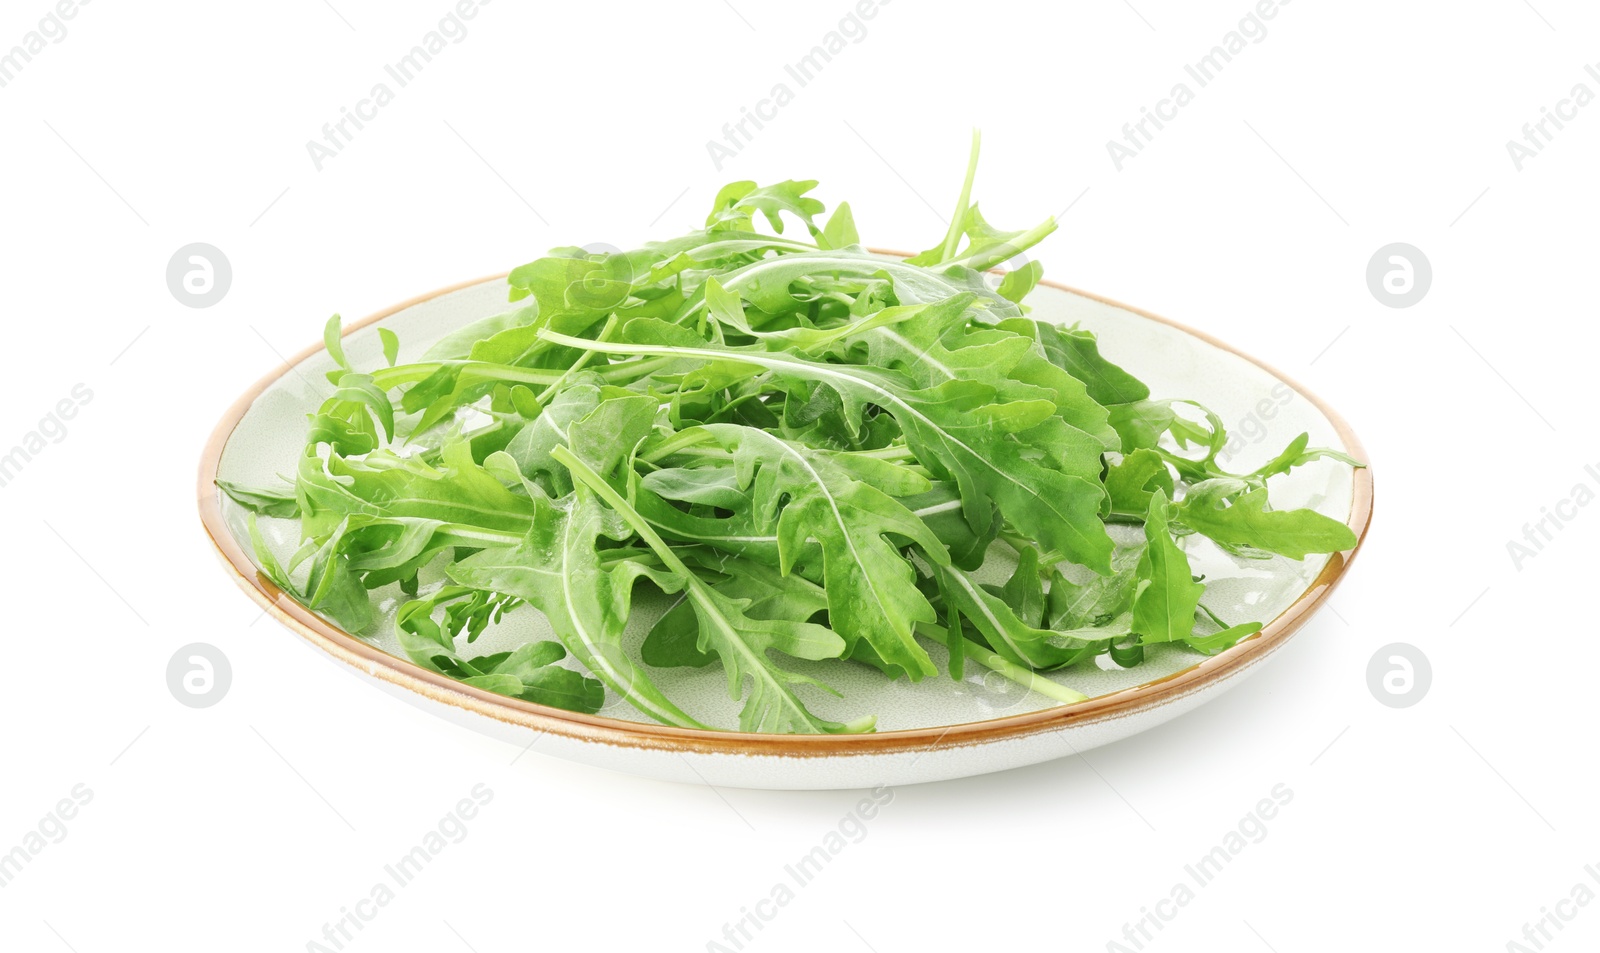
197;259;1373;759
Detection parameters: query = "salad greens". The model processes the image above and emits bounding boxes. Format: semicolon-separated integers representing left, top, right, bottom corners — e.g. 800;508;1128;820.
225;135;1362;734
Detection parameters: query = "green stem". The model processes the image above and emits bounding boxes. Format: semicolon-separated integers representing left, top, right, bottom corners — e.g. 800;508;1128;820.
704;387;770;423
640;428;716;464
596;546;662;568
938;130;982;263
1196;601;1230;630
999;532;1062;567
552;447;694;579
595;356;678;384
535;315;614;406
853;443;917;462
915;622;1089;705
370;361;559;390
369;355;674;394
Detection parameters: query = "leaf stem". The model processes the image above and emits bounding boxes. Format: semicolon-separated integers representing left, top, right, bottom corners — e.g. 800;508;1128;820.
938;130;982;263
368;355;674;394
999;532;1061;568
640;428;716;464
553;447;694;580
853;443;917;461
915;622;1088;704
370;361;558;390
534;315;614;406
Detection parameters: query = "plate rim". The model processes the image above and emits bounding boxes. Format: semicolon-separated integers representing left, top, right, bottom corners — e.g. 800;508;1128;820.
196;263;1374;759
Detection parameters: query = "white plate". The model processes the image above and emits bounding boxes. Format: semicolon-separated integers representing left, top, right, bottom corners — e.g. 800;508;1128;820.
199;269;1372;790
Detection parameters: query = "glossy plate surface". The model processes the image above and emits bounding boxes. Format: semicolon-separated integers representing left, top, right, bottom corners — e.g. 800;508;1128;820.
199;267;1371;789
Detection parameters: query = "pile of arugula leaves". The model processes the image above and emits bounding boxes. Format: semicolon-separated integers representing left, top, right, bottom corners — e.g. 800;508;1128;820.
223;137;1361;734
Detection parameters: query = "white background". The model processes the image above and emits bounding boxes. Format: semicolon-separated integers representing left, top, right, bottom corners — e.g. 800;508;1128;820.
1;1;1595;950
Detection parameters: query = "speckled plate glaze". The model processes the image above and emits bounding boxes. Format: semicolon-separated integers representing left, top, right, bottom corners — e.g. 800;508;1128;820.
198;263;1371;790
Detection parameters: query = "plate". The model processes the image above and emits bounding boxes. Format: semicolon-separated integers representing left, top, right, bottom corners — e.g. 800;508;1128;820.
198;265;1372;790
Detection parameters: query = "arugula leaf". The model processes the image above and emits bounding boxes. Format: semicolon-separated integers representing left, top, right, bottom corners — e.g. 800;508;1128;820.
1049;545;1143;631
1175;483;1358;560
1184;621;1264;656
819;201;859;250
217;479;300;518
706;180;826;236
1246;432;1363;482
901;483;1000;571
995;261;1044;304
248;514;372;633
1131;490;1204;645
395;588;603;713
379;327;400;366
1041;323;1151;407
1104;448;1176;519
323;314;351;383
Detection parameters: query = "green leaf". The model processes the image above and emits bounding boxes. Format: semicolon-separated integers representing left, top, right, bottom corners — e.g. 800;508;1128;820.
258;514;373;634
396;591;604;713
632;485;790;567
820;201;858;249
1107;400;1176;453
706;179;826;236
1175;485;1358;560
1048;546;1143;631
903;135;1058;272
297;438;537;540
1105;449;1175;518
379;327;400;366
693;249;1025;320
1131;490;1204;644
1041;324;1150;406
217;479;299;518
1184;621;1263;656
995;260;1043;304
502;379;601;493
901;483;999;571
423;304;540;361
945;205;1058;272
507;248;634;316
323;314;350;383
1247;432;1364;482
999;547;1047;629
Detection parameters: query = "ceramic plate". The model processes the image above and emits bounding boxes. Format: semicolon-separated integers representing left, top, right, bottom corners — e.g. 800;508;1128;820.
198;264;1372;790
